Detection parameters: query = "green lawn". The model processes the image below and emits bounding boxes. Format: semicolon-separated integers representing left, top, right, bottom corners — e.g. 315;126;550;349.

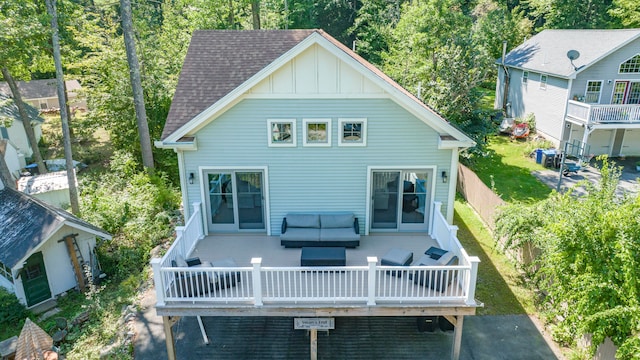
470;135;552;203
454;198;536;315
477;85;496;112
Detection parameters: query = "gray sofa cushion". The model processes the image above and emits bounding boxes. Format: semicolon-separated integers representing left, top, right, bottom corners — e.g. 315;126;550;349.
280;227;320;241
320;214;354;229
320;228;360;241
286;214;320;228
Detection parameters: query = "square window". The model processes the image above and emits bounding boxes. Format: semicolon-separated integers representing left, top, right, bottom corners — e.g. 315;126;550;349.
539;75;547;90
303;119;331;147
267;119;296;147
338;118;367;146
584;80;602;103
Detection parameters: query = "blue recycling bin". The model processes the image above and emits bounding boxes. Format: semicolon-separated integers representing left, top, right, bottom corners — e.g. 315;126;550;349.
535;149;543;164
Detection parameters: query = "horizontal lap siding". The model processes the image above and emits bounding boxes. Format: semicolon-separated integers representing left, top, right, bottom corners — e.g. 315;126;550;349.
184;98;452;234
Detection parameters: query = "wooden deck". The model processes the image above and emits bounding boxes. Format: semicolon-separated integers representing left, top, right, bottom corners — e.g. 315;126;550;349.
151;202;480;318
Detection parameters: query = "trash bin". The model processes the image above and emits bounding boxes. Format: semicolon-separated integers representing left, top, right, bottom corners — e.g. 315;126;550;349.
535;149;543;164
542;150;556;168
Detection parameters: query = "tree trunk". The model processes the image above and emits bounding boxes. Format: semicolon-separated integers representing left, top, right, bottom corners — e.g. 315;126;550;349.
1;67;47;175
0;140;16;190
251;1;261;29
120;0;155;172
45;0;80;214
228;0;234;28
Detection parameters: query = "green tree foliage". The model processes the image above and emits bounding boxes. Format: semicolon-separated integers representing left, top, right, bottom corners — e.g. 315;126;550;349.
382;0;497;153
495;158;640;358
80;151;181;280
350;0;405;65
609;0;640;27
528;0;615;29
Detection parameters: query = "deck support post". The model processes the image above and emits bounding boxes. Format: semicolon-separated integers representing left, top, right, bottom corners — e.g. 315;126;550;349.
251;257;263;306
163;316;177;360
310;328;318;360
451;315;464;360
367;257;377;306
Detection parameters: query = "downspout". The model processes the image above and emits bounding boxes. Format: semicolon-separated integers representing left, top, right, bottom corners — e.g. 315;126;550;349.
501;41;511;116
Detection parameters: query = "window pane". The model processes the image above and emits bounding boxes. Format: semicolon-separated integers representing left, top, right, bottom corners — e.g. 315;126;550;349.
619;55;640;73
307;123;327;142
585;81;602;103
272;123;293;143
342;122;362;142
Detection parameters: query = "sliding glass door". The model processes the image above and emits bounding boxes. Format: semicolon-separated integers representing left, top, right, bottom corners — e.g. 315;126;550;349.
370;169;431;231
205;170;265;232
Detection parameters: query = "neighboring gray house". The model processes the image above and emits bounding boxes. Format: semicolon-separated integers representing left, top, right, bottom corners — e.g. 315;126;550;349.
153;30;480;360
0;180;111;308
0;93;45;170
495;29;640;156
0;79;86;111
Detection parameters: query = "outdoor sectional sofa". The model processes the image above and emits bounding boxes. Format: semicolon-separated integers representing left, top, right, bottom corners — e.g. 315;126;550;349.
280;213;360;248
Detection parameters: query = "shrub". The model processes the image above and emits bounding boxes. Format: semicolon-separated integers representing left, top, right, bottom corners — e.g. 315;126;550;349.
80;151;181;280
0;287;30;337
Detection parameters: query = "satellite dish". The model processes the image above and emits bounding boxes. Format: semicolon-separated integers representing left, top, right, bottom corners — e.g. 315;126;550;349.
567;50;580;71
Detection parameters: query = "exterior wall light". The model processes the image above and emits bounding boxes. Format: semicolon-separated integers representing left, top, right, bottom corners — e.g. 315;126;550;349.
189;172;195;184
441;171;448;183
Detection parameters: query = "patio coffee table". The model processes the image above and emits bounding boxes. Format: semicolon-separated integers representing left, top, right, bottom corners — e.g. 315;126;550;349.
300;247;346;266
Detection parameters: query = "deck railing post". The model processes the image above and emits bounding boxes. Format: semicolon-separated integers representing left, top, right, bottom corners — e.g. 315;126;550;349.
175;226;185;256
465;256;480;305
251;258;263;306
448;225;458;251
429;201;443;237
192;202;204;239
367;257;377;306
151;258;165;306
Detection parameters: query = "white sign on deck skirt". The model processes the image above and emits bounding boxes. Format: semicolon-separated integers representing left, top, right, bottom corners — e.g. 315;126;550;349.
294;318;335;330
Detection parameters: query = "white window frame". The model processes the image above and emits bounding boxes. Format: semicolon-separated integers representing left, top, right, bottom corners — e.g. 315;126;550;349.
539;75;547;90
338;118;367;147
522;71;528;84
584;80;603;104
267;119;296;147
302;118;332;147
618;54;640;74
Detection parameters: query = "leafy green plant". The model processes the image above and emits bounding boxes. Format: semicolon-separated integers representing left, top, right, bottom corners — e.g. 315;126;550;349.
0;287;30;338
494;157;640;358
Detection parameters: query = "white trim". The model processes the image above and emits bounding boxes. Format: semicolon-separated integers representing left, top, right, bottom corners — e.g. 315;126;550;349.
177;150;189;218
446;149;458;223
163;32;474;147
302;118;332;147
584;80;603;104
522;71;529;84
267;119;297;147
338;118;367;147
197;166;271;235
365;165;437;234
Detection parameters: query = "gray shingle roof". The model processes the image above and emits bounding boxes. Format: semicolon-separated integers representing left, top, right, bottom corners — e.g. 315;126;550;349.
0;188;110;269
499;29;640;78
0;93;44;124
162;30;316;140
0;79;82;100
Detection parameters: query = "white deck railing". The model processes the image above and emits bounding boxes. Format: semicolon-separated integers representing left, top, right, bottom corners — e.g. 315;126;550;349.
566;100;640;125
151;202;479;308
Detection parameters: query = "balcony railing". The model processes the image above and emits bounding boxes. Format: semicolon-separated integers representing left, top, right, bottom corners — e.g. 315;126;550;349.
151;202;479;309
566;100;640;125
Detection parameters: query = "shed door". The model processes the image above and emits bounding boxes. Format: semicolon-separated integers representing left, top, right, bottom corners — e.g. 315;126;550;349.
588;129;614;156
22;252;52;307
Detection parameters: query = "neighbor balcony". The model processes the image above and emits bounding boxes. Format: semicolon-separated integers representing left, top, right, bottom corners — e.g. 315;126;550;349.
566;100;640;126
151;202;480;317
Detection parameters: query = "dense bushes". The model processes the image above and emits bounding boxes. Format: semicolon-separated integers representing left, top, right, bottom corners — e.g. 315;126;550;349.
0;287;30;338
80;151;181;280
495;158;640;358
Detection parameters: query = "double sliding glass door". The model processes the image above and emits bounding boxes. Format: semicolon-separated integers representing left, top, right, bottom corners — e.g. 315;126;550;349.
370;170;431;231
205;170;265;232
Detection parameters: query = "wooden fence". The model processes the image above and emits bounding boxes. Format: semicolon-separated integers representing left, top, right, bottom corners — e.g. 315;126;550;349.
456;164;505;229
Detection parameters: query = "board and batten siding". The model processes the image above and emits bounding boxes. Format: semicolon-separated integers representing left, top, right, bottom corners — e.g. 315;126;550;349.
570;37;640;104
183;98;453;235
